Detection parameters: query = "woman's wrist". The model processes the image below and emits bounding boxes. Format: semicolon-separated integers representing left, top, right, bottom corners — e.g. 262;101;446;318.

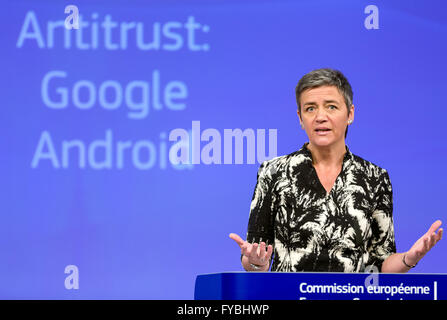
248;259;270;271
242;255;269;271
249;262;266;270
402;252;418;268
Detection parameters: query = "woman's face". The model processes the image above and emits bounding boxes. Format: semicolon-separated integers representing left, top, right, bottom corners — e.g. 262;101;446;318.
297;85;354;148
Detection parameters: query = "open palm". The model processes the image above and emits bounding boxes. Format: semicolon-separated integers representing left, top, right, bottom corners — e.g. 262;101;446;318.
405;220;443;266
229;233;273;267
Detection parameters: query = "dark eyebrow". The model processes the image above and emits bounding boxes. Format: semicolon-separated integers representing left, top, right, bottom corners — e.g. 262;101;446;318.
303;100;340;106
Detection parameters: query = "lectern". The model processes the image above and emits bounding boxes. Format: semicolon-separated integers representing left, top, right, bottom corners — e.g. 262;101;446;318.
195;272;446;300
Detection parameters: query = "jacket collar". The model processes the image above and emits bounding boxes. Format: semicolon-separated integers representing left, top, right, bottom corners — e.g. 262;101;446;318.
300;142;353;171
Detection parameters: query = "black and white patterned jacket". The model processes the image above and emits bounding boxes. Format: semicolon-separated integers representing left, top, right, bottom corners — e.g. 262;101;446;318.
246;142;396;272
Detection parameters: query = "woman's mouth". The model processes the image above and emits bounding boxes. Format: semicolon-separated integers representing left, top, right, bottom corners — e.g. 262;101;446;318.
315;129;331;135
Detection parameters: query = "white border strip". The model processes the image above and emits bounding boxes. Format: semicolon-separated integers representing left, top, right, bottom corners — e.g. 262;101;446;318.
434;281;437;300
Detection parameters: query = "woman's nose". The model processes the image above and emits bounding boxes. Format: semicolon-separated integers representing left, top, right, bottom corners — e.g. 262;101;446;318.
315;107;328;119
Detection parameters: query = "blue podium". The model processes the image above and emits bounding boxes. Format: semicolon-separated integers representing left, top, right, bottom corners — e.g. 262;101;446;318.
195;272;447;300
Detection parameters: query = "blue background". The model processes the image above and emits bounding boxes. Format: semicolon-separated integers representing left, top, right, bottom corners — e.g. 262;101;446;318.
0;0;446;299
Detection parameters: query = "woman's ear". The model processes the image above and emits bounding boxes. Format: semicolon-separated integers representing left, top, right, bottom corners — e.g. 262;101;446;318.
348;105;355;122
297;109;303;128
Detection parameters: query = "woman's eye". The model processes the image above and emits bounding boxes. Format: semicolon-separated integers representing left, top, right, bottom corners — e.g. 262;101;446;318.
329;105;337;109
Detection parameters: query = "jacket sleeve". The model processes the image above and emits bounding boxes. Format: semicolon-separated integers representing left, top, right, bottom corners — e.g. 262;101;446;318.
367;170;397;272
245;160;276;246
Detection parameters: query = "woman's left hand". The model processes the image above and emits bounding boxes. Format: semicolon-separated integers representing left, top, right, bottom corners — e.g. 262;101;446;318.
405;220;443;266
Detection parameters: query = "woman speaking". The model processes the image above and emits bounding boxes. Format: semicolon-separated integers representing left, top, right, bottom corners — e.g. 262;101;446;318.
230;68;442;273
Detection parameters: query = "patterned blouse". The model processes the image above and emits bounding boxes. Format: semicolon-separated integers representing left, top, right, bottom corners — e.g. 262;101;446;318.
246;142;396;272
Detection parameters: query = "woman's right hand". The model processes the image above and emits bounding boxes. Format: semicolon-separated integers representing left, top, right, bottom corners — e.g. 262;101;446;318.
229;233;273;267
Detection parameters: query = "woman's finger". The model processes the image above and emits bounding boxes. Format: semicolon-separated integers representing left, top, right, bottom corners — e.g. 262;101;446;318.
259;242;267;261
229;233;245;248
426;220;442;237
437;228;444;243
266;244;273;259
250;243;259;259
241;242;249;256
259;244;273;265
430;232;437;248
423;237;430;253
